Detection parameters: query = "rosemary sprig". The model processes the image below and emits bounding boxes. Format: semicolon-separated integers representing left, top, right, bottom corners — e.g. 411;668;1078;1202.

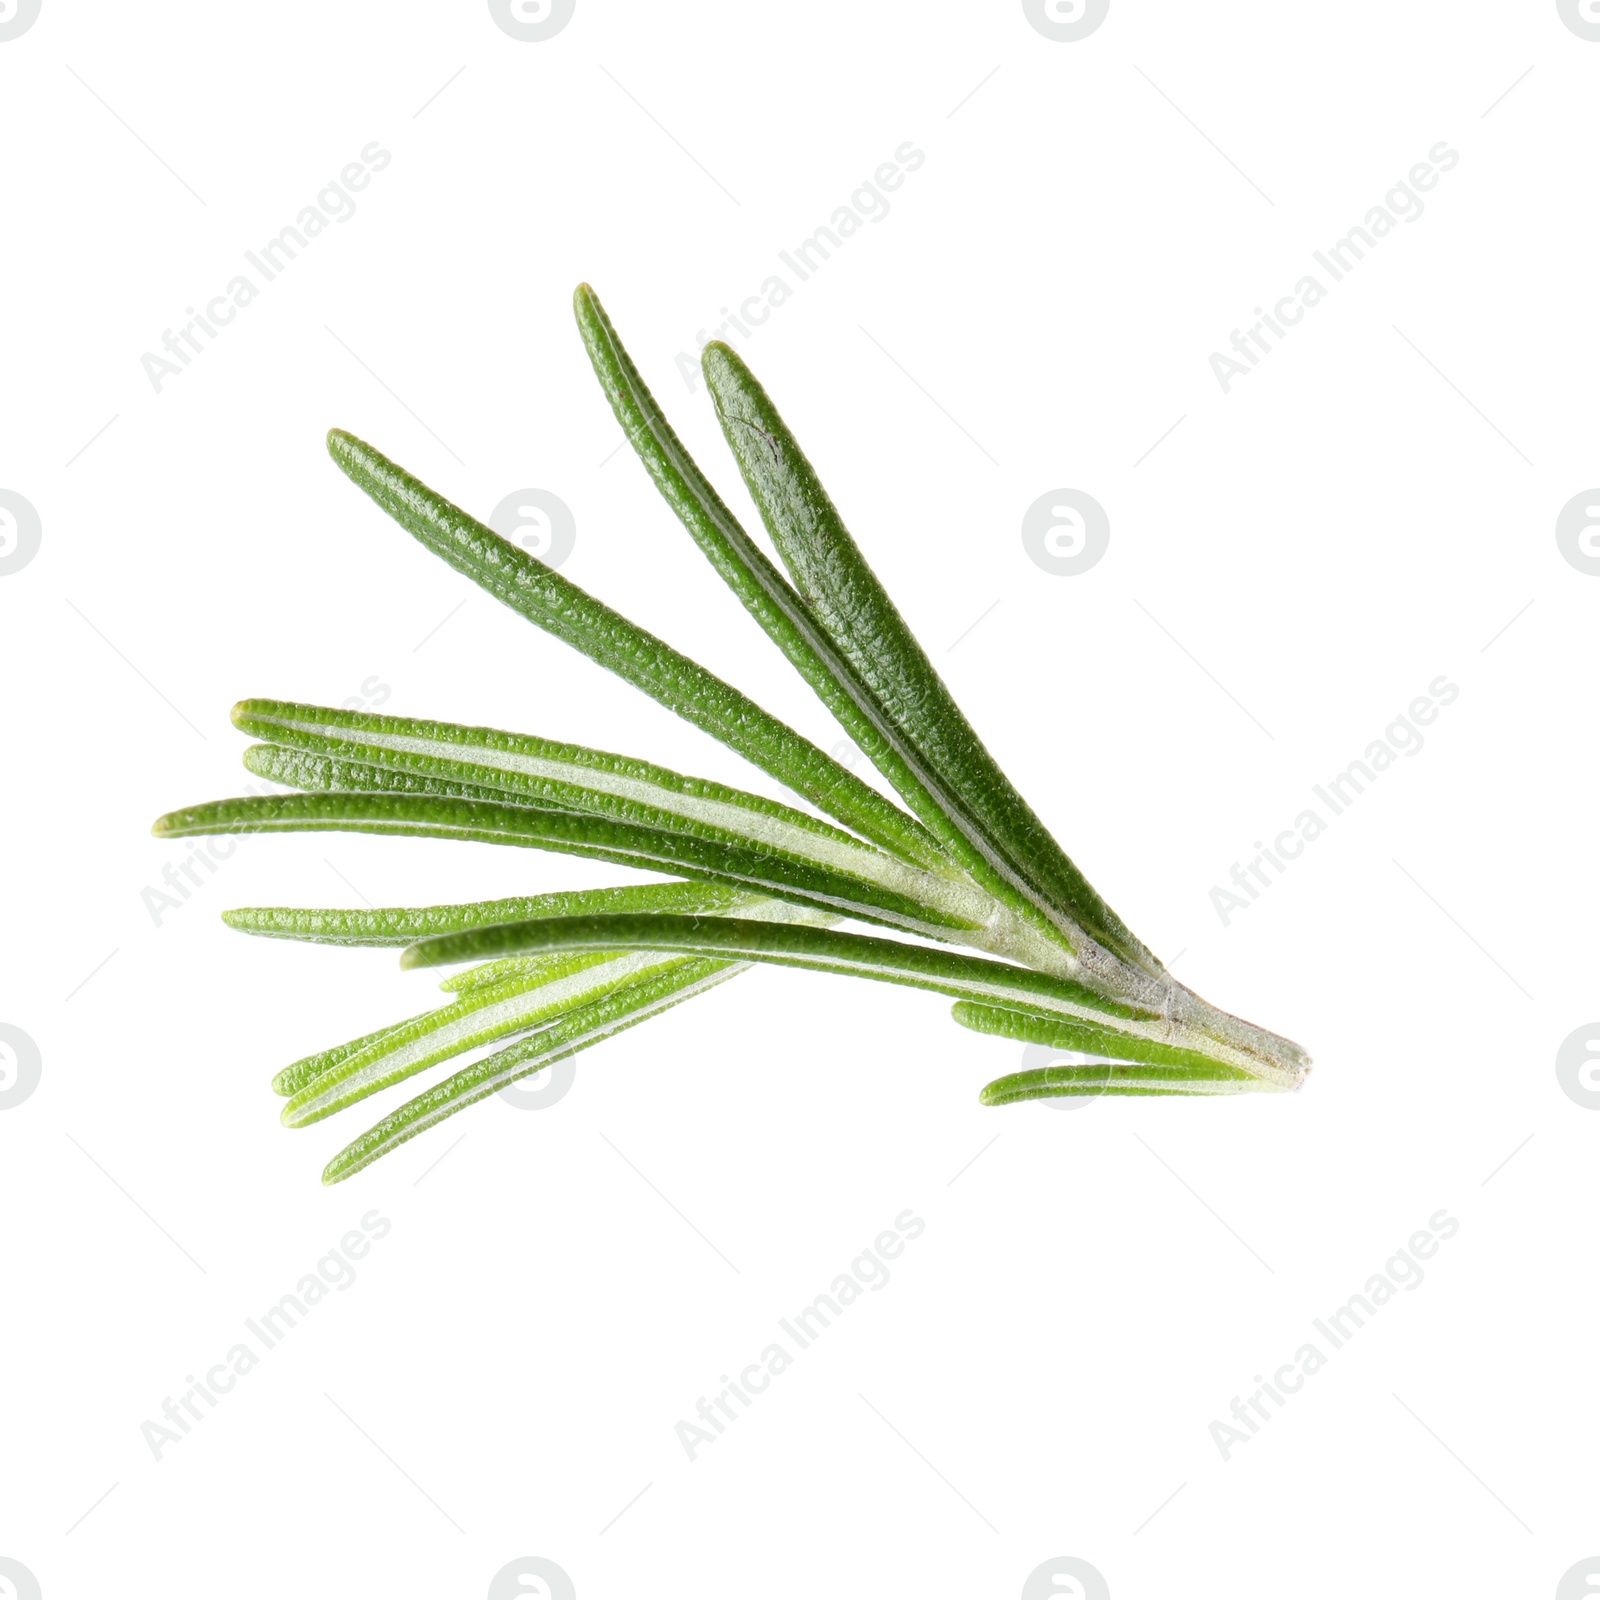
154;284;1309;1184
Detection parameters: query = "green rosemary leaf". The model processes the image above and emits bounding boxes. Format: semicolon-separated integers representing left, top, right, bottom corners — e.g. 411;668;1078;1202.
954;999;1267;1101
979;1061;1266;1105
948;999;1263;1076
436;957;572;995
325;428;933;866
154;791;980;935
222;880;746;948
402;911;1151;1031
272;891;816;1102
241;736;1072;971
271;1014;430;1098
282;950;685;1127
321;957;740;1184
402;913;1305;1086
242;741;573;813
233;698;990;925
950;994;1306;1088
701;341;1159;976
239;697;864;849
573;284;957;877
981;1077;1243;1103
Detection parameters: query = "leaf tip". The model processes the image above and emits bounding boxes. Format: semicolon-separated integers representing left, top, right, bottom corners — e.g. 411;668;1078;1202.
700;341;764;433
700;339;740;377
325;428;367;475
280;1095;320;1129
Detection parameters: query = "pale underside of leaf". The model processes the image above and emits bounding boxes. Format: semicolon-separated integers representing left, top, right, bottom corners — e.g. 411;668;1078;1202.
404;910;1140;1036
274;893;832;1125
282;950;686;1126
154;789;977;938
271;1013;432;1098
948;999;1258;1076
321;957;740;1184
232;697;1003;933
980;1064;1268;1104
400;913;1304;1087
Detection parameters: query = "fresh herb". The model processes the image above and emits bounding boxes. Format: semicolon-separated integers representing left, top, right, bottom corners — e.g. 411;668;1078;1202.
154;285;1310;1184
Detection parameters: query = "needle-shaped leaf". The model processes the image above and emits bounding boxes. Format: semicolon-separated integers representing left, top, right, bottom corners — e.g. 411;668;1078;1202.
401;914;1303;1086
436;957;569;995
979;1061;1266;1105
321;956;740;1184
268;889;812;1101
233;698;995;929
283;950;687;1126
404;911;1142;1027
948;999;1264;1076
242;741;572;814
271;1014;431;1097
952;1000;1267;1102
224;881;747;947
701;341;1159;976
259;887;745;1092
574;285;961;879
242;740;1071;971
325;429;936;867
154;790;980;935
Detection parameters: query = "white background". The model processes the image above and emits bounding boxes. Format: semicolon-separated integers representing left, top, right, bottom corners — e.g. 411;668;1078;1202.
2;3;1597;1597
